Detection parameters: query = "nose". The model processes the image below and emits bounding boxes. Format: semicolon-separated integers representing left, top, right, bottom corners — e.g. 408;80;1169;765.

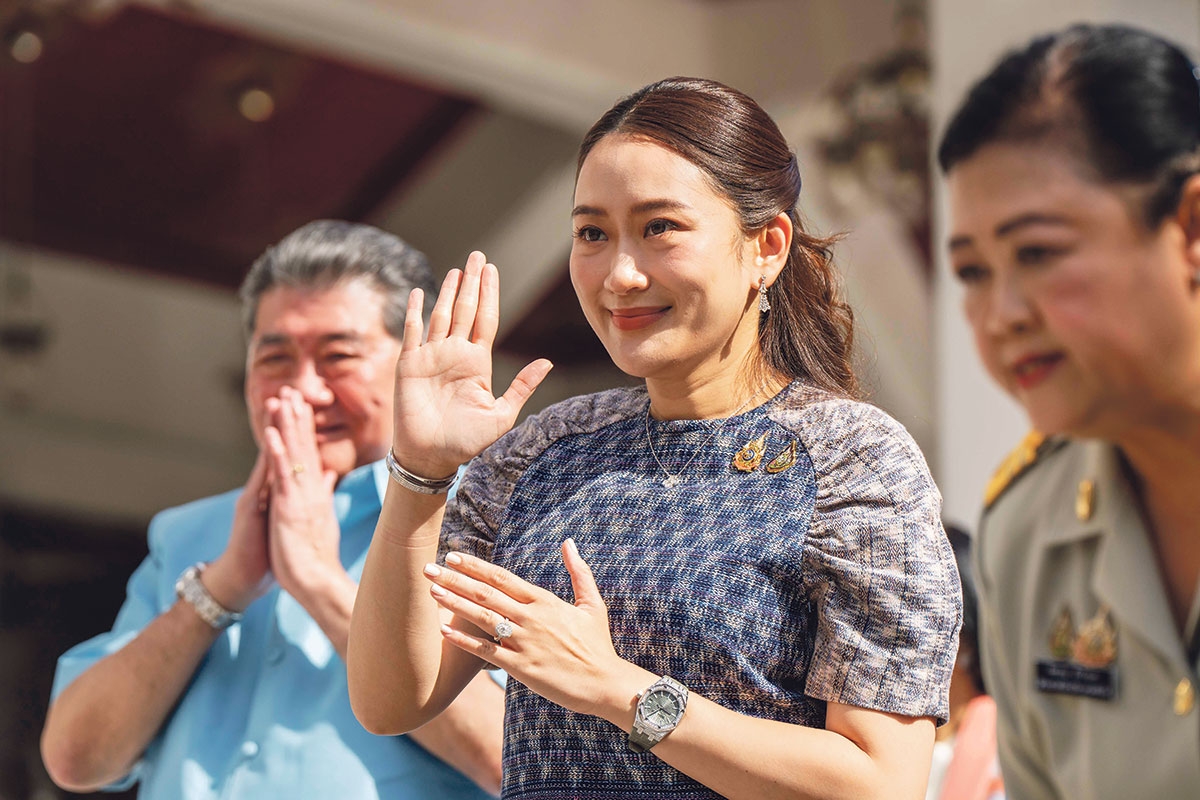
983;271;1035;337
290;359;334;407
603;250;649;295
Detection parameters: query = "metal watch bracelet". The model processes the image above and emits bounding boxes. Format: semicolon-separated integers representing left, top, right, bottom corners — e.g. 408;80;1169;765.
384;449;457;495
628;675;689;753
175;562;242;630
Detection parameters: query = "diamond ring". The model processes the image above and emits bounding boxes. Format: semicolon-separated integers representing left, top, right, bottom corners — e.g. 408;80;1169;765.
493;617;514;643
291;463;305;475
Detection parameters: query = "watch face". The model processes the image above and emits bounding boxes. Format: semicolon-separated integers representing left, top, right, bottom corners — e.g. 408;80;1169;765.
640;688;682;730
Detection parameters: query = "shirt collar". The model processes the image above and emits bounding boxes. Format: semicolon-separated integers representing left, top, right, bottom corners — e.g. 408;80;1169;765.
332;460;387;522
1044;439;1186;666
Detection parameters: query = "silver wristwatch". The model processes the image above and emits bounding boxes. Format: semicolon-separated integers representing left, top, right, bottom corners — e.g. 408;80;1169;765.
175;563;242;630
628;675;689;753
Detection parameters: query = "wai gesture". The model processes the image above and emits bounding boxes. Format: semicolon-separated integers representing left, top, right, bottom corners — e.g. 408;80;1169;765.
393;251;553;478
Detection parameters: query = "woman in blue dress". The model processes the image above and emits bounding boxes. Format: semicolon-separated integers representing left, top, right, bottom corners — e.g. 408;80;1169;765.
349;77;961;799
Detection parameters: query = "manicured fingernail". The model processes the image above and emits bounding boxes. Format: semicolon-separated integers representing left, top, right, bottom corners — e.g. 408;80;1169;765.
440;624;454;636
423;563;440;577
446;552;463;565
429;584;446;597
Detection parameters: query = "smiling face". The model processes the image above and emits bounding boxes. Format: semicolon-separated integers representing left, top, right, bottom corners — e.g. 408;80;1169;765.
569;135;762;394
947;142;1200;438
244;279;401;478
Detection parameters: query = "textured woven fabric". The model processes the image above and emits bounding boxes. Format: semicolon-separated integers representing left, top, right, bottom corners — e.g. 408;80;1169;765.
442;382;961;799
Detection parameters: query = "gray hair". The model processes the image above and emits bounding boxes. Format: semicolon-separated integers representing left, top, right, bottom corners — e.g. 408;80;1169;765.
239;220;437;339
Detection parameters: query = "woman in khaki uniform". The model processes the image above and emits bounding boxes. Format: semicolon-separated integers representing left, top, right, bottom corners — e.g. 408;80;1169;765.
938;23;1200;800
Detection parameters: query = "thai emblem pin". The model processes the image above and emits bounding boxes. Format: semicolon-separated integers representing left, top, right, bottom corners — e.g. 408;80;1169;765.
1072;605;1117;668
732;432;768;472
764;440;798;474
1036;603;1118;700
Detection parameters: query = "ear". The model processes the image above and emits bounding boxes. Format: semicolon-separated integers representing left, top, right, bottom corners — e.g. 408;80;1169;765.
751;212;793;288
1174;174;1200;282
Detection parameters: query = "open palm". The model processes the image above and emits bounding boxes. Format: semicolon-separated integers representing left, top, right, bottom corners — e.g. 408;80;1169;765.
392;251;553;478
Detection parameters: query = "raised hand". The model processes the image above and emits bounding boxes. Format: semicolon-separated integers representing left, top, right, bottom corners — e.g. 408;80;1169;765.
422;540;634;719
392;251;553;478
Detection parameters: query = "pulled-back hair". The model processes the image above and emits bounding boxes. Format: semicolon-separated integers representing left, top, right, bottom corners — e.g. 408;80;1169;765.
938;24;1200;227
239;220;436;339
578;77;859;398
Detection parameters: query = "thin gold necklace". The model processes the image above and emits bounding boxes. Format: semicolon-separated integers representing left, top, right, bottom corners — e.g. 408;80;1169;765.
643;393;760;489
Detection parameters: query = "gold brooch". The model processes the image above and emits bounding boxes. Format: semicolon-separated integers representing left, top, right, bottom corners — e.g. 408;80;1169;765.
1049;606;1075;660
732;432;767;472
1048;603;1117;667
1073;605;1117;668
764;440;798;474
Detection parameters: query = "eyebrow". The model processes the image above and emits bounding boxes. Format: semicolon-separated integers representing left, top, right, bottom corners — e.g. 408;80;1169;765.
571;199;692;217
948;212;1074;252
252;332;366;349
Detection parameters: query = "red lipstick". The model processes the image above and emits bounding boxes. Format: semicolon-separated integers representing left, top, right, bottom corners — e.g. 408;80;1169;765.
1011;353;1064;389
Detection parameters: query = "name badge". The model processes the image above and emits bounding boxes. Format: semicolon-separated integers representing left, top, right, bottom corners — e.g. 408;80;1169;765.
1037;603;1119;700
1036;660;1118;700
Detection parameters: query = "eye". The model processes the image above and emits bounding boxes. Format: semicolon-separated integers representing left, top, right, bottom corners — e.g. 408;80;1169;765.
255;352;291;366
644;218;677;237
573;225;606;243
1015;244;1066;266
953;263;990;285
320;350;363;375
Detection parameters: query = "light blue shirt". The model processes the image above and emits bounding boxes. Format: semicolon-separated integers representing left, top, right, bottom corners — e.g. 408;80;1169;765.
51;460;493;800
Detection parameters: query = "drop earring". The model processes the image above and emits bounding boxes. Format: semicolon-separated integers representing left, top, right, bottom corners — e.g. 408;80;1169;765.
758;275;771;313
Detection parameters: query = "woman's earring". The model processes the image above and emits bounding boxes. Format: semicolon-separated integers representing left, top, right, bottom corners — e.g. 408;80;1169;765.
758;275;771;313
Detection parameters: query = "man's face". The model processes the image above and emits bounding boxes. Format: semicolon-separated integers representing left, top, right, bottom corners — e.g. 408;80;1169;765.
244;279;401;478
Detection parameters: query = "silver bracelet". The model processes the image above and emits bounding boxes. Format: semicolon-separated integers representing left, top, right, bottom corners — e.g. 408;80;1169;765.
384;449;457;495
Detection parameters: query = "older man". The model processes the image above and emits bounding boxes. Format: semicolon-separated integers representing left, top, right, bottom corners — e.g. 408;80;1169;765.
40;221;504;799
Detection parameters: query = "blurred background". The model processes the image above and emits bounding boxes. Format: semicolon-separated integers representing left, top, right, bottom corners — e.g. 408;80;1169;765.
0;0;1195;797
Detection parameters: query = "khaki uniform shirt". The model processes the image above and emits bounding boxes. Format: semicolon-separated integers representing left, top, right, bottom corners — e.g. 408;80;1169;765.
976;437;1200;800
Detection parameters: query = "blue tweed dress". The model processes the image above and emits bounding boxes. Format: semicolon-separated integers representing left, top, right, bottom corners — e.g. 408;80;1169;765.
441;381;961;799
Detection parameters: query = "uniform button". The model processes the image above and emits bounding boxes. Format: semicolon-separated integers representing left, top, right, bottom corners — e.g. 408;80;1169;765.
1075;479;1096;521
240;740;260;759
1174;678;1194;716
266;647;284;665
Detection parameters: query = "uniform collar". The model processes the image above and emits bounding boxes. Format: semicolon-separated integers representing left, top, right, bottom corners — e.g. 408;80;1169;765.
1044;439;1185;666
1043;439;1122;546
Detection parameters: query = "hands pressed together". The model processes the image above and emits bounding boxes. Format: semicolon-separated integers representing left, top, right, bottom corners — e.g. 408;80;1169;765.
207;386;343;616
